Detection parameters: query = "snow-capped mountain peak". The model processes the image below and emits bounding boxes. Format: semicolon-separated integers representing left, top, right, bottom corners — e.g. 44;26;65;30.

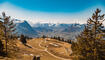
14;19;26;23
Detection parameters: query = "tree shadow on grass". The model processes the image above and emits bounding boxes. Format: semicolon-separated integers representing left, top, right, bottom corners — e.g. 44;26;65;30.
23;43;32;48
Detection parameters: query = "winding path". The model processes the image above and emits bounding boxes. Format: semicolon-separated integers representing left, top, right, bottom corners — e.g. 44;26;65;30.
27;39;72;60
38;39;71;60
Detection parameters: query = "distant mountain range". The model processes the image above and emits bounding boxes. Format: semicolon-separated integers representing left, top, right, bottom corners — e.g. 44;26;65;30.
32;23;85;40
15;20;85;40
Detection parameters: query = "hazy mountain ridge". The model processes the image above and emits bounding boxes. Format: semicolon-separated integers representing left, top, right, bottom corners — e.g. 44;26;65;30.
33;23;85;40
14;20;85;40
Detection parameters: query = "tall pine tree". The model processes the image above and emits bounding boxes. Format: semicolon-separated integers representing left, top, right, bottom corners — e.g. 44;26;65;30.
71;9;105;60
0;12;16;55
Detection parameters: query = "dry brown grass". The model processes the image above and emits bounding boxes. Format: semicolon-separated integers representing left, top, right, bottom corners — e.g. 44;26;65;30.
0;38;73;60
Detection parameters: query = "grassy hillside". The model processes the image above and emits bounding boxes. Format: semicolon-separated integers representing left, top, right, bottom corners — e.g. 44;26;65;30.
0;38;73;60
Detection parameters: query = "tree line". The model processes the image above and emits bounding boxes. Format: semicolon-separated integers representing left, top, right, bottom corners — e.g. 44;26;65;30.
42;35;72;44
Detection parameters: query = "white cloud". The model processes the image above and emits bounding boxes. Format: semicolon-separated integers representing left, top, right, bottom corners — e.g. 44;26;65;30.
0;2;105;25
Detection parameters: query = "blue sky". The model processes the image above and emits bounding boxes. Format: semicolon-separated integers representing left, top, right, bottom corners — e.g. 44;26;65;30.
0;0;105;12
0;0;105;25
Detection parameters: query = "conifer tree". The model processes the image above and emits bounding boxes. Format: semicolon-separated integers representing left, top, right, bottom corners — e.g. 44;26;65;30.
71;8;105;60
42;35;46;38
20;34;27;45
0;12;16;55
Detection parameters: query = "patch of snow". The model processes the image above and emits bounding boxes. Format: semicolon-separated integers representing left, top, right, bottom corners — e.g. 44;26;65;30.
13;19;25;23
49;43;59;47
30;54;34;56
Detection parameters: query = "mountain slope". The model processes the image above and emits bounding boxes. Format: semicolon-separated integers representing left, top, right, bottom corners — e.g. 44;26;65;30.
15;20;38;37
